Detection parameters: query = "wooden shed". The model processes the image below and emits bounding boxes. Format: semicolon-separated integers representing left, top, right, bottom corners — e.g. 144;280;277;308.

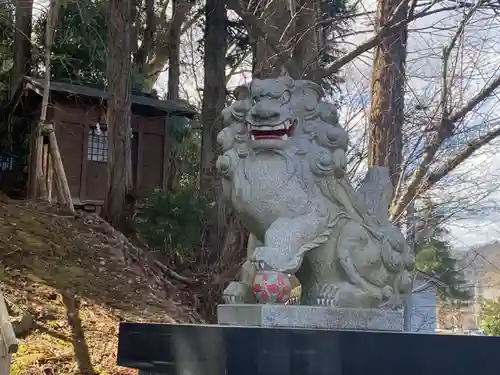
4;76;197;207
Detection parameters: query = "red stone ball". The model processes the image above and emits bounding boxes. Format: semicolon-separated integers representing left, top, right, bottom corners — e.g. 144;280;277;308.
251;270;293;304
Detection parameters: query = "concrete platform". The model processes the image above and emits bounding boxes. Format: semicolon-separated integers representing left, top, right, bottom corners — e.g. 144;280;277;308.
217;304;403;332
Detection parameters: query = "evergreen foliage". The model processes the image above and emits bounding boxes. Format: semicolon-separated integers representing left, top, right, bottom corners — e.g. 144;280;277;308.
33;0;108;86
415;200;471;302
480;298;500;336
135;187;211;264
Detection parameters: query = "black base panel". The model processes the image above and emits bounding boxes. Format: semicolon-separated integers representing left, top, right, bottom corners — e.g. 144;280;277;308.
117;323;499;375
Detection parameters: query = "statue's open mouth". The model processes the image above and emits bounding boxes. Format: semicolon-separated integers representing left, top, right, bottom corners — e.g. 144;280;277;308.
247;120;296;140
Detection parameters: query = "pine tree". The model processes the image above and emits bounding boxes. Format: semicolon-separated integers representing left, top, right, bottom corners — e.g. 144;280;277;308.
415;200;471;302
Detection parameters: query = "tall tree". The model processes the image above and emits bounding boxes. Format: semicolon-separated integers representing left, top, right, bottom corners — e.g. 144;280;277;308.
33;0;108;86
10;0;33;97
231;0;350;89
199;0;230;259
102;0;133;229
368;0;409;192
163;0;190;191
34;0;196;91
195;0;354;269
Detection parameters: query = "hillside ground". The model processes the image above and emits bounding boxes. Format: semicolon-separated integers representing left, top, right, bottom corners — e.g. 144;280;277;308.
0;196;200;374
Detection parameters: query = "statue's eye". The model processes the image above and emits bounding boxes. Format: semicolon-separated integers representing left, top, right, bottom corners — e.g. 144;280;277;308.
280;90;291;105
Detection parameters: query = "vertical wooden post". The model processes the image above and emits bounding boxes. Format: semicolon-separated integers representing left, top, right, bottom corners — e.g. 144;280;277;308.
53;166;65;206
27;121;38;198
80;122;89;200
45;123;75;215
29;0;62;200
47;143;54;202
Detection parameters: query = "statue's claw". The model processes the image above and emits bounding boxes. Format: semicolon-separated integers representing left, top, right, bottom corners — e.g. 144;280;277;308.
222;281;255;304
251;246;290;271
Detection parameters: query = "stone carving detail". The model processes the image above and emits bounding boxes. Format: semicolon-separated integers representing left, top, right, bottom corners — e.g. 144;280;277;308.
216;77;415;308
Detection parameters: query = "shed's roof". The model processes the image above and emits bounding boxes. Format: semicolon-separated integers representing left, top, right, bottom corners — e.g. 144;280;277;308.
24;76;197;117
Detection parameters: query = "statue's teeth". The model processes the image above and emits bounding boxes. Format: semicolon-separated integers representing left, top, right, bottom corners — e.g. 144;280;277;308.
281;134;288;140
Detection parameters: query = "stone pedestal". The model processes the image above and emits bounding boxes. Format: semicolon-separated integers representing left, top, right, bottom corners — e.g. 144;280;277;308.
217;304;403;332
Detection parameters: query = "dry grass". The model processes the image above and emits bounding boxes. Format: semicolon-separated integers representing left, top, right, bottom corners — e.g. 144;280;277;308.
0;197;200;374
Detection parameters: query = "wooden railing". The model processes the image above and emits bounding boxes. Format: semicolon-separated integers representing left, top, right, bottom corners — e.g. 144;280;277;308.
0;292;18;375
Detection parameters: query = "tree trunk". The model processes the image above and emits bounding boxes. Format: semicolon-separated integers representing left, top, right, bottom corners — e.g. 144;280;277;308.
200;0;227;197
250;0;323;78
103;0;133;231
164;0;183;191
291;0;322;76
251;0;290;78
199;0;245;262
138;0;195;91
10;0;33;98
167;0;181;102
368;0;409;195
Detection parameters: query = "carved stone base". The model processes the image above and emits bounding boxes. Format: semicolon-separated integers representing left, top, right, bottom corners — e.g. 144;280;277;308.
217;304;403;332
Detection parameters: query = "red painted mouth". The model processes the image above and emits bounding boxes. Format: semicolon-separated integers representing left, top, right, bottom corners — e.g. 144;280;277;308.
248;120;296;141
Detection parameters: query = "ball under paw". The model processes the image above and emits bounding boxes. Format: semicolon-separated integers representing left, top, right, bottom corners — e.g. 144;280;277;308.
251;270;292;304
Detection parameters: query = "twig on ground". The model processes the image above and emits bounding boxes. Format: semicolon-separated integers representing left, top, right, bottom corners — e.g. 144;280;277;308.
153;260;195;285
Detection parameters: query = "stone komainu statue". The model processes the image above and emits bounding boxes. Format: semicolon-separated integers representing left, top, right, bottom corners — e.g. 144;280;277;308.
216;77;415;308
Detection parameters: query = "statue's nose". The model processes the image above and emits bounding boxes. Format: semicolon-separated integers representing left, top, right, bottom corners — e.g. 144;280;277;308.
251;101;280;121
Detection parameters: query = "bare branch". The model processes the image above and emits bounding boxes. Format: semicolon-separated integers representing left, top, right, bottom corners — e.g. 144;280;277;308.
308;4;484;82
390;4;499;221
440;2;480;120
449;75;500;123
226;0;302;78
426;126;500;189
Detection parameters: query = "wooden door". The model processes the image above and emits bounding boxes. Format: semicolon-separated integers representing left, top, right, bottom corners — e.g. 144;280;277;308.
57;121;85;198
140;132;164;194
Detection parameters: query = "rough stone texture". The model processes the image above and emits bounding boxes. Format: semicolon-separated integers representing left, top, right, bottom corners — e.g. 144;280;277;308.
217;304;403;332
216;77;415;308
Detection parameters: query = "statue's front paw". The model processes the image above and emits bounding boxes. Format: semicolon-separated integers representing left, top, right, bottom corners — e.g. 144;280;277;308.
223;281;254;304
251;246;288;271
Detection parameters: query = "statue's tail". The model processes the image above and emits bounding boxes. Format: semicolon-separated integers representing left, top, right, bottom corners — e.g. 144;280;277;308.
356;166;415;300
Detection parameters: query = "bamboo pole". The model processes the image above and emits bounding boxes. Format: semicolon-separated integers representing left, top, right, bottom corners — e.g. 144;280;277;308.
44;123;75;215
47;150;54;202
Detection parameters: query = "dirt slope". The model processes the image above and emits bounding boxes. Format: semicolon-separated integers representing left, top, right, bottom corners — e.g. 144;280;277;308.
0;197;200;374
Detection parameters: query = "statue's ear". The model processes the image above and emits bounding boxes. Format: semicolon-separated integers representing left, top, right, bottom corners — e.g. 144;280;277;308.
234;85;250;100
277;75;294;88
297;80;324;100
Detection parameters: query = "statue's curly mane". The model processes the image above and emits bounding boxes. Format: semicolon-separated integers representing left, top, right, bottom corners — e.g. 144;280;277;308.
220;87;350;198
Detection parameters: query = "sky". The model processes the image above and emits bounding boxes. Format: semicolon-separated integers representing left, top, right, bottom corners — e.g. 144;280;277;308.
337;1;500;250
162;1;500;250
32;0;500;250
